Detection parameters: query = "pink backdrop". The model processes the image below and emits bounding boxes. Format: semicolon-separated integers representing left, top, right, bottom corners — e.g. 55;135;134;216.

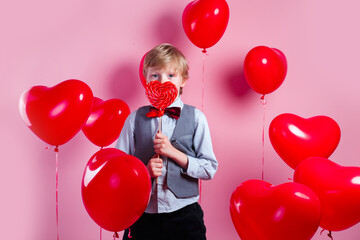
1;0;360;239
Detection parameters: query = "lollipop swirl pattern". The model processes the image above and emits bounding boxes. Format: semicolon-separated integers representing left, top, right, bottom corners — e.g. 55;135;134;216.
145;81;178;110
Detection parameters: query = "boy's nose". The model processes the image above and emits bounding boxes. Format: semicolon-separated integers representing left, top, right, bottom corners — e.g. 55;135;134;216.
159;76;168;84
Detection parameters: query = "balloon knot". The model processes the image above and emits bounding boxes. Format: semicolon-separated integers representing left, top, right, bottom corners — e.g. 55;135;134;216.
54;146;59;152
260;94;267;105
320;229;333;240
113;232;119;238
202;49;207;54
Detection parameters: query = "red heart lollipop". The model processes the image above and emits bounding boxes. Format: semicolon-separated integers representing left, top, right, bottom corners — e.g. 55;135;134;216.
145;81;178;110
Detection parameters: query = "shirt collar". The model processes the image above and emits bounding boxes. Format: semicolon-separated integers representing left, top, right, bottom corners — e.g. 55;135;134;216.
168;96;184;109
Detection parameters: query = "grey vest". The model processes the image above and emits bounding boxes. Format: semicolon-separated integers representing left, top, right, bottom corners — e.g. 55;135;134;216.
134;104;199;198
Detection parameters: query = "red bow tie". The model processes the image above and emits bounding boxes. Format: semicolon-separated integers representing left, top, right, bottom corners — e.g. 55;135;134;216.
146;106;181;120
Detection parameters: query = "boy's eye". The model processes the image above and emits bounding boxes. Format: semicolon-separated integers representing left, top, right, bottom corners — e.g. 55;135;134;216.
152;74;158;78
169;74;174;78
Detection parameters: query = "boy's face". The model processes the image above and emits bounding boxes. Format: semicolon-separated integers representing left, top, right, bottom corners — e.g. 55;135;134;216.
146;65;187;97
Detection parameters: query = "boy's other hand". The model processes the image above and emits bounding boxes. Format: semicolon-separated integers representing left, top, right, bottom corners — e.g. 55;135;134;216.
147;156;163;178
154;131;175;157
153;131;189;170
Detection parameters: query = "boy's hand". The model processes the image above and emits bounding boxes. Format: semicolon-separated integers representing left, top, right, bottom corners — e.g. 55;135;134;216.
147;156;163;178
153;131;189;170
154;131;176;158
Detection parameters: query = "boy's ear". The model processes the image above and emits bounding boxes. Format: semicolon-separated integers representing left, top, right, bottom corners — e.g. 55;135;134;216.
181;78;188;88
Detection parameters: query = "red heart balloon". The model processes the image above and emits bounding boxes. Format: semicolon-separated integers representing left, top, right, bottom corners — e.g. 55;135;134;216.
82;97;130;148
19;79;93;146
81;148;151;232
145;81;178;110
269;113;341;169
294;157;360;231
182;0;229;52
230;179;321;240
244;46;287;95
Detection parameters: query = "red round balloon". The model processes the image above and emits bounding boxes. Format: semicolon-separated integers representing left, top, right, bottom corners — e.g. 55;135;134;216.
81;148;151;232
82;97;130;147
269;113;341;169
182;0;229;51
139;52;147;88
19;79;93;146
230;179;321;240
294;157;360;231
244;46;287;95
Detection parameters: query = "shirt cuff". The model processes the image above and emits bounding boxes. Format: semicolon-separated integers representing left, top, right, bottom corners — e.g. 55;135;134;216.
181;155;196;177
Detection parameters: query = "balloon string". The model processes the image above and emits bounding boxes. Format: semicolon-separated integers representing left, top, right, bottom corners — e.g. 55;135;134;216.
128;228;132;238
100;227;102;240
55;146;59;240
261;96;267;181
199;50;208;205
201;50;208;111
328;231;333;240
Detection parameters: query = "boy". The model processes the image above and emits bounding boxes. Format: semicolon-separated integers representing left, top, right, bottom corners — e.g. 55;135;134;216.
116;43;217;240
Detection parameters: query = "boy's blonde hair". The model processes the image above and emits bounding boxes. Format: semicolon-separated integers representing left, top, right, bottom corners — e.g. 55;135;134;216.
143;43;189;83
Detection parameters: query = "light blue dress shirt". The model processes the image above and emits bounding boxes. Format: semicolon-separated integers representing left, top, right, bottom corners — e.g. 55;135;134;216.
115;97;218;213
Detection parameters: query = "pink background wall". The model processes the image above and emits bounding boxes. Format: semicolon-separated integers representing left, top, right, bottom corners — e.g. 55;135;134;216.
1;0;360;239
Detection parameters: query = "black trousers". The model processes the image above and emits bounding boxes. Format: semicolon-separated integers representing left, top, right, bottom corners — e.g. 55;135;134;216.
122;203;206;240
